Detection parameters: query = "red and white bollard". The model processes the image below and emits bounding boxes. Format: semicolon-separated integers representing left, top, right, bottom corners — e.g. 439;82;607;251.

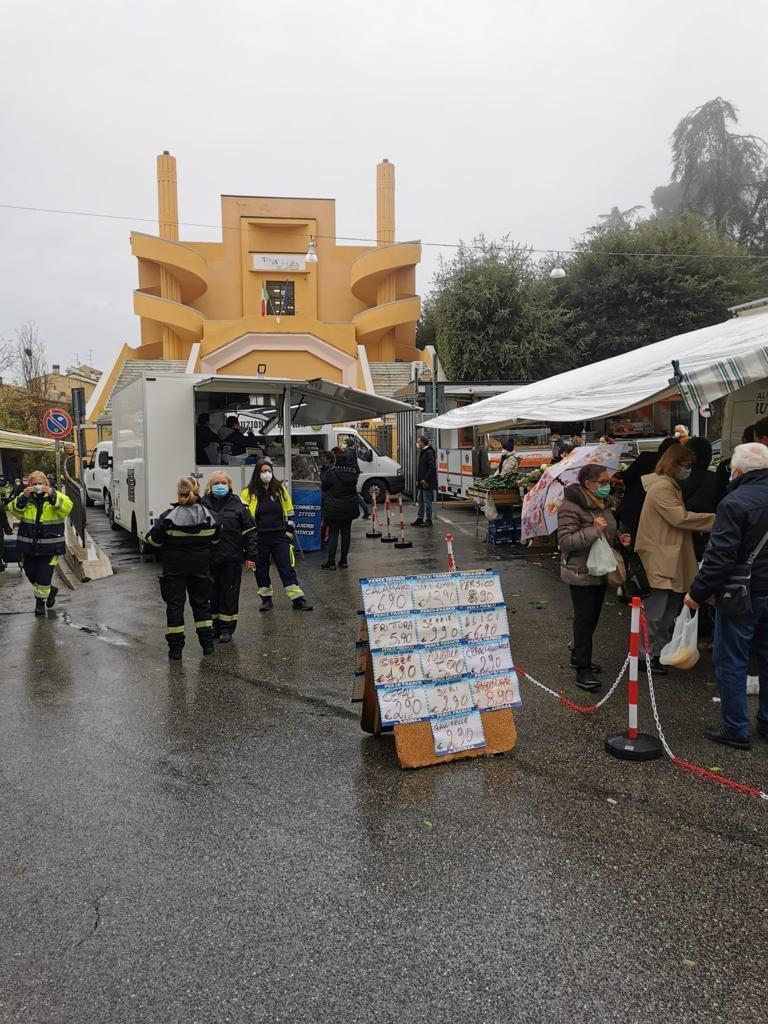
381;492;397;543
394;493;412;549
444;533;457;571
366;485;382;539
604;596;662;761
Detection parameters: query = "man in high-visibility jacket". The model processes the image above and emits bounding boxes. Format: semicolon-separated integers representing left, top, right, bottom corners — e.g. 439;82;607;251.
8;470;73;615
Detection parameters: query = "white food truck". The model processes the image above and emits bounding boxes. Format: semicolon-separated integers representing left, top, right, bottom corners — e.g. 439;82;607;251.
109;373;406;550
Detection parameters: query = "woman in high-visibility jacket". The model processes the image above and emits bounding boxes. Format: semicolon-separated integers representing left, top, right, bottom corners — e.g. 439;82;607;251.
8;470;73;615
240;458;312;613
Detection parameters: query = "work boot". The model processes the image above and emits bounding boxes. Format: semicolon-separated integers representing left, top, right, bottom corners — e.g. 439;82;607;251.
46;585;59;609
168;647;183;661
292;596;313;612
338;561;349;569
201;639;215;656
575;668;602;693
704;728;751;751
217;633;232;645
411;519;424;527
34;598;46;617
259;597;274;612
425;520;433;527
756;719;768;740
650;656;668;676
321;561;336;570
570;657;602;673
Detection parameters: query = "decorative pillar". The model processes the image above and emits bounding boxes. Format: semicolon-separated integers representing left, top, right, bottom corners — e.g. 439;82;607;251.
157;151;183;358
376;159;396;359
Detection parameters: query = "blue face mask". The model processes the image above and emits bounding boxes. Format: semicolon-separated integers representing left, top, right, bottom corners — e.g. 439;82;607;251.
595;483;611;499
211;483;229;498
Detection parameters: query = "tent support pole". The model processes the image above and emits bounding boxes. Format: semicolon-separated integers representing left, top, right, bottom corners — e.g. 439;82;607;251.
283;386;292;494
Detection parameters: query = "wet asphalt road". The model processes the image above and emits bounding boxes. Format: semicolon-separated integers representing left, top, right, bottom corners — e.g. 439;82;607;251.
1;503;767;1024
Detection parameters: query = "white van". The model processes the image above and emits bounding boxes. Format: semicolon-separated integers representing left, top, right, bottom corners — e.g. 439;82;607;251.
109;374;404;550
83;440;113;512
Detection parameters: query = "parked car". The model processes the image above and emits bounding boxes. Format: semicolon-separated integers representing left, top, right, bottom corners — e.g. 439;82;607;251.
83;441;113;513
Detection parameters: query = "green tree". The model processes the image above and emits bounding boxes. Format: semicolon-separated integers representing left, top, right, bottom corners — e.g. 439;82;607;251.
557;217;766;365
429;236;572;381
660;97;768;253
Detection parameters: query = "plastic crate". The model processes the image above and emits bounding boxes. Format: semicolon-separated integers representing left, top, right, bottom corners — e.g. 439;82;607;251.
2;535;19;564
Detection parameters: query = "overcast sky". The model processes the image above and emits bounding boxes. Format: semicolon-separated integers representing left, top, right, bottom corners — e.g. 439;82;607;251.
1;0;767;375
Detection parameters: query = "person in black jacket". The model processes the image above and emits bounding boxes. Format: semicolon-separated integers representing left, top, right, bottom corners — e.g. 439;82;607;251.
146;476;221;659
681;436;718;559
714;424;754;507
686;443;768;749
412;436;438;527
201;471;257;643
321;448;360;569
616;437;676;539
195;413;221;465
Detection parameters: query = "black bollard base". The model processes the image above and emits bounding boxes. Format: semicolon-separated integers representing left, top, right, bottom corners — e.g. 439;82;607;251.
604;731;663;762
394;541;413;549
365;530;382;539
381;536;397;544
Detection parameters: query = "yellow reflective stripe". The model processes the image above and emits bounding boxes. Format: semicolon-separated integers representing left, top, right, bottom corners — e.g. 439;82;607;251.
49;555;58;566
217;613;238;622
285;585;303;599
195;619;213;628
166;625;185;634
242;526;256;535
165;528;217;537
146;535;162;547
289;545;296;568
34;585;51;598
257;587;273;597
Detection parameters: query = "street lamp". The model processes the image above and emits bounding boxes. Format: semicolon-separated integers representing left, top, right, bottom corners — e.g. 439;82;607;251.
305;238;318;264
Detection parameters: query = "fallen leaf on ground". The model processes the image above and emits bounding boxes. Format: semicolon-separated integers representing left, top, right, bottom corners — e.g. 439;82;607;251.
606;798;618;806
707;767;722;773
681;958;696;969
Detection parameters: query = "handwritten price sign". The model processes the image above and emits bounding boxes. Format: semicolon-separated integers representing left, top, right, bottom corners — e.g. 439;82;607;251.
470;671;521;711
420;644;466;682
379;686;430;724
362;580;412;616
431;710;486;756
461;608;508;642
416;613;462;646
425;681;473;717
457;574;504;607
369;615;417;651
411;580;459;611
463;640;514;676
371;650;421;687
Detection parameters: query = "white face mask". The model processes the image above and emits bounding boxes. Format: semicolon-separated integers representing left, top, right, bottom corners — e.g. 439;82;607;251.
260;471;273;484
33;484;45;494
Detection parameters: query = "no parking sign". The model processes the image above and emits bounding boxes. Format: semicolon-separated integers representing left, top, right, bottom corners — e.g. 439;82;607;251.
42;407;73;440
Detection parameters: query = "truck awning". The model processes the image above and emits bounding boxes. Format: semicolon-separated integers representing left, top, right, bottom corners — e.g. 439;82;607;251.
192;375;416;424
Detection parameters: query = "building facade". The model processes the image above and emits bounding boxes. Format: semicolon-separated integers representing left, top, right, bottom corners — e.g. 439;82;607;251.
88;153;422;426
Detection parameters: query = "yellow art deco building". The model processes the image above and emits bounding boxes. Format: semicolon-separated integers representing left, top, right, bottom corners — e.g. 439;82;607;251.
88;153;422;426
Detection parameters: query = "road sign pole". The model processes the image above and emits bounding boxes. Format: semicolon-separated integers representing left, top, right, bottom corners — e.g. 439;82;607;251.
55;441;62;486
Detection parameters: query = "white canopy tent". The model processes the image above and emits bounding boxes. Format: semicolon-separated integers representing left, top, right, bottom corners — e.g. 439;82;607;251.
420;310;768;433
0;428;73;453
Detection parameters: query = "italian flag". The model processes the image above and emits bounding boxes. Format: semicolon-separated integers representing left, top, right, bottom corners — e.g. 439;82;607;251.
260;282;270;316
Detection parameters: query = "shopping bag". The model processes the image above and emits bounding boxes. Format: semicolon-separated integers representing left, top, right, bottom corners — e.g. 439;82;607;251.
659;606;700;669
484;493;501;522
586;536;618;576
606;554;628;589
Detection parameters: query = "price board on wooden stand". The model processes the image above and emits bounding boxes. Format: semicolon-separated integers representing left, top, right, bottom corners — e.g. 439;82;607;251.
358;570;520;768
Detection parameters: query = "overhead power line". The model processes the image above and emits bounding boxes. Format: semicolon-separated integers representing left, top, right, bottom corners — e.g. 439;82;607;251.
1;200;768;260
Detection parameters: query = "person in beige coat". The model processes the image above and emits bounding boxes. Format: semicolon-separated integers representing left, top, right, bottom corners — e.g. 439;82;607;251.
635;444;715;671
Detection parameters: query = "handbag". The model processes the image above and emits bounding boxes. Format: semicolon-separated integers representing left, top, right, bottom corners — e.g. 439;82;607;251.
715;527;768;617
606;553;628;589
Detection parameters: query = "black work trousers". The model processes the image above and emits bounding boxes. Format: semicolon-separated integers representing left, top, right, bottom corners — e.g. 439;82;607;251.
255;532;303;600
325;518;352;564
159;572;213;650
210;561;243;636
569;583;607;668
21;553;57;600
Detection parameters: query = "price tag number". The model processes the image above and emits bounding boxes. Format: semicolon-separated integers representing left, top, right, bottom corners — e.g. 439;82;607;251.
372;651;421;686
465;642;513;675
416;613;461;645
471;673;520;710
362;584;411;616
421;645;465;681
369;616;416;650
431;710;486;755
412;583;459;611
462;609;506;641
425;681;473;717
457;575;503;606
379;686;429;724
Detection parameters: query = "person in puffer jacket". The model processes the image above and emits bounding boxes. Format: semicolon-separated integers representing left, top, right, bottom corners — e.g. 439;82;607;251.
321;448;360;569
7;470;73;614
146;476;221;659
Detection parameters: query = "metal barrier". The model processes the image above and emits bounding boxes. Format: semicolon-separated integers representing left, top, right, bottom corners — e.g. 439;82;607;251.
358;424;394;459
395;405;423;498
63;456;87;547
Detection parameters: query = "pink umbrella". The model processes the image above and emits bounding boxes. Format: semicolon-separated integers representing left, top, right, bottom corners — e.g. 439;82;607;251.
521;444;625;541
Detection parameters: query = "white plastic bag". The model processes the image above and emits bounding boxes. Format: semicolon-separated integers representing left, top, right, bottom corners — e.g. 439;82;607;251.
484;493;501;522
659;606;700;669
586;536;618;576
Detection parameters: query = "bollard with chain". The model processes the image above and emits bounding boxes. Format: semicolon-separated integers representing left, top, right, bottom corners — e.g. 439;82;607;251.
380;492;396;543
444;534;457;571
604;597;663;761
394;493;412;549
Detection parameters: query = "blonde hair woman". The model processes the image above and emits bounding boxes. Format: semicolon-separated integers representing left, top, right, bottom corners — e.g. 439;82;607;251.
145;477;221;660
7;469;73;615
200;471;257;643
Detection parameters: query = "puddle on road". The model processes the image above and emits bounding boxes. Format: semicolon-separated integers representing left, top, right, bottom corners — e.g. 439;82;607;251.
60;611;131;647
